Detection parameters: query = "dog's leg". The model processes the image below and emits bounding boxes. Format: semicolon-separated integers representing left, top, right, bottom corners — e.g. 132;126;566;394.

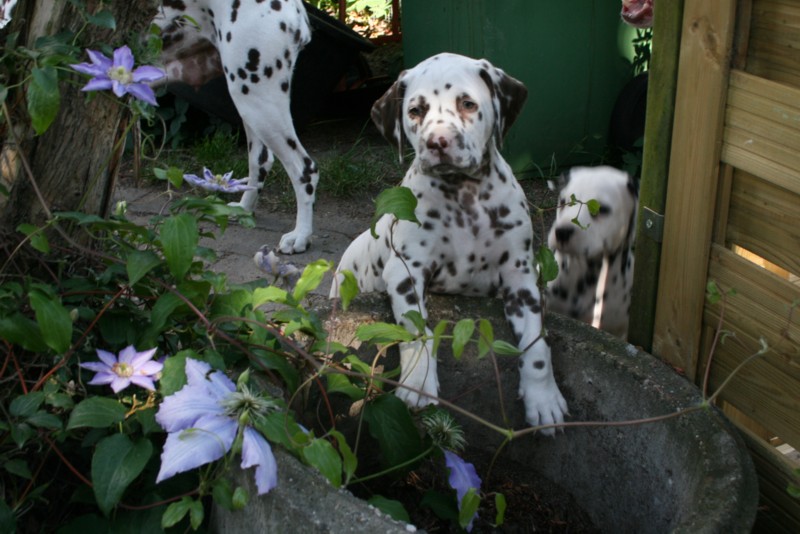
217;22;317;254
502;275;568;436
231;123;274;213
383;256;439;408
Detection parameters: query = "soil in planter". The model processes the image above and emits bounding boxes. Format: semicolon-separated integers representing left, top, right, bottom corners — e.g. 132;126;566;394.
351;448;600;533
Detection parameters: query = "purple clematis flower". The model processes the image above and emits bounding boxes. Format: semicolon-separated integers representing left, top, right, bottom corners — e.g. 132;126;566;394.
155;358;278;495
444;449;481;531
80;346;163;393
71;45;165;106
254;245;302;286
183;168;257;194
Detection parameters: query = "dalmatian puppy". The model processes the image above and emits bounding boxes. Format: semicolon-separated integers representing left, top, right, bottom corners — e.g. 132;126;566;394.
546;166;638;338
154;0;318;253
330;53;568;435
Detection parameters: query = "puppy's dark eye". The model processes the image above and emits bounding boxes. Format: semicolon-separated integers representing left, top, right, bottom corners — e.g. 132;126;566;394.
592;204;612;218
408;106;422;118
458;98;478;113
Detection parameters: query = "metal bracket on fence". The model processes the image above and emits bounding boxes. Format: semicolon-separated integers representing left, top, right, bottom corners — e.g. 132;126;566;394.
642;206;665;243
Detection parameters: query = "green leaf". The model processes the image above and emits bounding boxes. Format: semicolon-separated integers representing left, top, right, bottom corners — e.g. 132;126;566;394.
28;66;60;135
403;310;427;334
87;10;116;30
371;186;419;238
162;497;192;529
27;411;62;430
67;397;127;430
251;350;299;393
338;270;359;311
92;434;153;516
477;319;493;358
126;249;162;286
252;286;288;307
159;351;190;396
363;394;423;468
29;287;72;354
10;392;45;418
212;478;235;511
356;322;415;344
535;245;559;284
420;490;459;522
302;438;342;488
231;487;249;510
458;488;480;530
452;319;475;360
160;213;198;279
17;223;50;253
0;499;16;534
325;373;364;400
368;495;410;523
188;499;204;530
431;320;448;358
330;430;357;483
586;198;601;216
494;492;507;526
0;313;48;352
293;259;332;302
491;339;521;356
4;459;32;479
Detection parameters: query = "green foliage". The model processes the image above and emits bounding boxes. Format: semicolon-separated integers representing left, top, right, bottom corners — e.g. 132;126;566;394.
370;186;420;238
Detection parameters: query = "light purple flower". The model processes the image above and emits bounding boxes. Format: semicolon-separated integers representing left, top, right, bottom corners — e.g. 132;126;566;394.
155;358;278;495
80;345;163;393
183;168;257;194
444;450;481;531
71;45;165;105
254;245;302;286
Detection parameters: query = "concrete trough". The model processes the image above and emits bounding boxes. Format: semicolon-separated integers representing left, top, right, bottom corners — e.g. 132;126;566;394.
214;294;758;532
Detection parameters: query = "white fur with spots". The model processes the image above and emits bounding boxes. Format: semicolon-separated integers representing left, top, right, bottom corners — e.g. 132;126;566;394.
331;53;568;436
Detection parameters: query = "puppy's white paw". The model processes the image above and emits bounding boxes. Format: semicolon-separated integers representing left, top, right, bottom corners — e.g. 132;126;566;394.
228;189;258;213
518;345;568;436
278;230;311;254
396;340;439;408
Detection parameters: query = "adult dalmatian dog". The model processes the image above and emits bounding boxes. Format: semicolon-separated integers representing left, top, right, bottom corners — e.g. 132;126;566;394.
331;53;568;435
154;0;318;253
546;166;638;338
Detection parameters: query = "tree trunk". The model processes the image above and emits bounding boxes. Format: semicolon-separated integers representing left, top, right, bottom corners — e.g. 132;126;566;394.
0;0;158;246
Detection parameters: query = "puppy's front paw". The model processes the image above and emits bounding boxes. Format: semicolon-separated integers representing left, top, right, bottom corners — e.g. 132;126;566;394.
278;230;311;254
518;347;568;436
396;340;439;408
228;188;258;213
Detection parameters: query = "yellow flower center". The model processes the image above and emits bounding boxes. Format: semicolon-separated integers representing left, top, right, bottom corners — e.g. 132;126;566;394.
108;65;133;85
112;362;134;378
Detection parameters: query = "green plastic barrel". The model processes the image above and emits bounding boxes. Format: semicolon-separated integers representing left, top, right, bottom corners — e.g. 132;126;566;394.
402;0;637;177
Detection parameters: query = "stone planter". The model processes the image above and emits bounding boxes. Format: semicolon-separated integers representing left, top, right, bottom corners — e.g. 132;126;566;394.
214;294;758;533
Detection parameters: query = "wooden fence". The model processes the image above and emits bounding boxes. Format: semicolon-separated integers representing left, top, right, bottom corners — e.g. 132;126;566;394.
634;0;800;530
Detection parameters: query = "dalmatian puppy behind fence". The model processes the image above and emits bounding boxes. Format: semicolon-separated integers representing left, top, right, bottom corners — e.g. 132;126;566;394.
546;166;638;338
330;53;568;435
153;0;318;253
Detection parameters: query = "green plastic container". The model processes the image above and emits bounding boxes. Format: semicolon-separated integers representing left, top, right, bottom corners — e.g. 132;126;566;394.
402;0;637;177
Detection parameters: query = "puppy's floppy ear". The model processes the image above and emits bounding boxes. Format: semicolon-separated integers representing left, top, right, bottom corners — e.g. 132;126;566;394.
548;169;571;192
371;74;407;160
479;62;528;147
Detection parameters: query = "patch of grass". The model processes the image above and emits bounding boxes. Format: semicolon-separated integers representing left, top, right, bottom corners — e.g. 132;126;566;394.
191;130;250;178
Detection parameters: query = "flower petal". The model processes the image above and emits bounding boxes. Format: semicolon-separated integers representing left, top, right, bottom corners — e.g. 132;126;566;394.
156;380;225;432
95;349;118;368
79;361;111;373
109;376;131;393
132;65;166;83
125;83;159;106
156;415;237;484
81;78;113;92
202;168;215;181
137;360;163;376
444;450;481;505
111;80;127;98
71;62;107;77
86;371;116;386
130;347;158;369
241;427;278;495
129;375;156;391
118;345;137;364
86;49;112;70
184;358;235;400
112;45;135;72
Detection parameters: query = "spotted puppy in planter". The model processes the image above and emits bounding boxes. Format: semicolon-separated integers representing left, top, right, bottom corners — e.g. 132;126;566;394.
330;53;568;435
546;166;639;338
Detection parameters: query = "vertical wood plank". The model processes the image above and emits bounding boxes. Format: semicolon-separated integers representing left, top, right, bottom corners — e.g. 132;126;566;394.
652;0;738;378
628;0;685;350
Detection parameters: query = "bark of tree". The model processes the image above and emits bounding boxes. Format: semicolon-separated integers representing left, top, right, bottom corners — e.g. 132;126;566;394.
0;0;158;248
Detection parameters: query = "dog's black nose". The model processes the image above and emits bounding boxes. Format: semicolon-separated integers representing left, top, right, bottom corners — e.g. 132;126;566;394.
426;136;449;150
555;226;574;244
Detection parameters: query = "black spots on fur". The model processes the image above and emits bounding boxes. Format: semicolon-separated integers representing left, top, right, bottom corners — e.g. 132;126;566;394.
426;209;440;219
533;360;546;370
241;85;249;95
305;184;314;196
419;240;427;248
422;221;435;231
504;288;542;318
524;238;532;251
264;66;273;78
287;138;298;150
246;49;260;72
281;81;290;92
258;146;270;165
499;251;509;265
551;284;568;300
226;32;232;42
446;262;457;276
276;59;283;71
279;21;287;32
237;68;247;80
163;0;186;9
231;0;241;22
445;83;452;90
300;157;317;184
271;0;282;10
294;29;302;43
250;74;260;84
396;277;418;305
377;257;384;269
229;72;235;82
258;167;269;181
